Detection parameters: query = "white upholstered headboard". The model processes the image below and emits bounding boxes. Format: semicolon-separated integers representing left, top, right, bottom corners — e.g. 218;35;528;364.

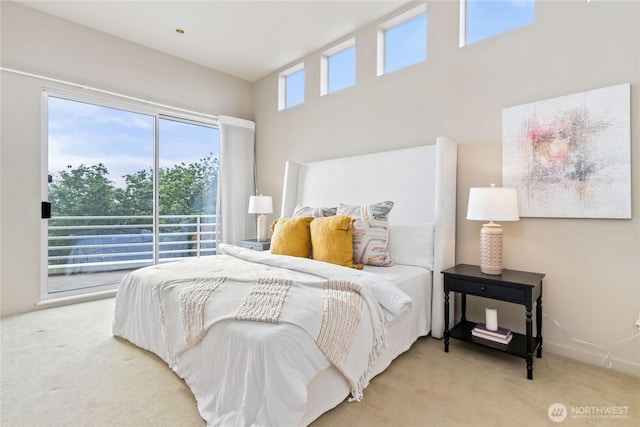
280;137;457;338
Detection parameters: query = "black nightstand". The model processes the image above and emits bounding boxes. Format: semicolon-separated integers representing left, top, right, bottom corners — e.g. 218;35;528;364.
240;239;271;251
442;264;545;380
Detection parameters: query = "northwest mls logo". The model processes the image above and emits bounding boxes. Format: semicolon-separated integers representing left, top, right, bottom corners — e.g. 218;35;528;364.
548;403;568;422
548;403;629;422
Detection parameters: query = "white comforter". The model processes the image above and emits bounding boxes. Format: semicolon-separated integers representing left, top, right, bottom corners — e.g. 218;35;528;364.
113;244;412;426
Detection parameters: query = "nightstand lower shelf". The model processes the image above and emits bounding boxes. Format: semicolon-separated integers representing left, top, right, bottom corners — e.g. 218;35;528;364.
449;320;540;359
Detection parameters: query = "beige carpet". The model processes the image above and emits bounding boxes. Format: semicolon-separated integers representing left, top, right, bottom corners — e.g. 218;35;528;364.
1;298;638;426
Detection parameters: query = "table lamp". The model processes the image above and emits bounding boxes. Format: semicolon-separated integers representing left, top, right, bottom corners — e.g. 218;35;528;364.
248;195;273;241
466;184;519;275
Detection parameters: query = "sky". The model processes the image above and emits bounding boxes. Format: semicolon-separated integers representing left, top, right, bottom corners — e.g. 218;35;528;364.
466;0;535;45
48;96;219;188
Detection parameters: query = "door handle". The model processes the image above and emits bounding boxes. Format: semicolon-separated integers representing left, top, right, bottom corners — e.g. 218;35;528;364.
41;202;51;219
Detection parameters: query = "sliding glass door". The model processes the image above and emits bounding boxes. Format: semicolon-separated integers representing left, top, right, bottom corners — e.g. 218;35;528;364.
44;93;219;298
157;117;219;262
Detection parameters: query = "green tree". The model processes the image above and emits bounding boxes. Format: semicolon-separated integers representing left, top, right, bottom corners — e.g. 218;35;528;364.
119;169;153;216
49;155;218;217
49;163;119;216
158;155;218;216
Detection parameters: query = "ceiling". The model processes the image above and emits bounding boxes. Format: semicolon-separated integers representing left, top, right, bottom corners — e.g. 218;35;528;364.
19;0;411;82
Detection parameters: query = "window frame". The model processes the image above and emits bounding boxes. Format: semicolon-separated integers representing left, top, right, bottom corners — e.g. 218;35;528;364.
278;62;305;111
321;38;356;96
377;3;428;77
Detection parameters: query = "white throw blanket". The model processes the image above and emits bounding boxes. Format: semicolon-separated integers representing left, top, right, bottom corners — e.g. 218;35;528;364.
122;244;413;402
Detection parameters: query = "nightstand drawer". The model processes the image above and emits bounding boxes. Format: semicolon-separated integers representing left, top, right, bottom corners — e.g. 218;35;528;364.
446;278;526;303
240;239;271;251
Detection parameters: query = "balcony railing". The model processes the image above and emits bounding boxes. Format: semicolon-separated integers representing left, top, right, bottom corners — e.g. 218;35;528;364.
48;214;218;276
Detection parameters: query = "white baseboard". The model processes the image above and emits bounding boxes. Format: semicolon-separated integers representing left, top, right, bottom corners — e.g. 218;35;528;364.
36;289;117;308
544;340;640;377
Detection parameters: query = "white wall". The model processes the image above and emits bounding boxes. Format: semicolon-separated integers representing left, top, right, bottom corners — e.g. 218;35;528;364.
0;2;253;315
252;1;640;375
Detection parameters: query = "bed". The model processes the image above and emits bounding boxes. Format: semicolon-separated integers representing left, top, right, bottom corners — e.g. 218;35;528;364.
112;137;457;426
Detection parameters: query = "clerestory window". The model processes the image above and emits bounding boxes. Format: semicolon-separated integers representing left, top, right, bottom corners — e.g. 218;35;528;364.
461;0;536;46
377;4;427;76
278;63;305;110
321;38;356;96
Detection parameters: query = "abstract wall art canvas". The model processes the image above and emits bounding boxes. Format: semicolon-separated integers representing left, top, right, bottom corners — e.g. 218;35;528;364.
502;83;631;218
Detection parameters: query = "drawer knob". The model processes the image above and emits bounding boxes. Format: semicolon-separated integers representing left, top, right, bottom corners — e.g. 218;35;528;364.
480;286;487;292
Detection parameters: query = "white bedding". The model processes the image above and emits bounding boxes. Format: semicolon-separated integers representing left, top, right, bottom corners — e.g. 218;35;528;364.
113;245;425;426
364;264;432;338
302;263;432;424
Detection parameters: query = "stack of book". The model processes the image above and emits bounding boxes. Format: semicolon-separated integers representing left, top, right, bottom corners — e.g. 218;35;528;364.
471;323;513;344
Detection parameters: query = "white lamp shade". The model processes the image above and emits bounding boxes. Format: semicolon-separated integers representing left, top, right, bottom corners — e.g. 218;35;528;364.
248;195;273;214
466;185;519;222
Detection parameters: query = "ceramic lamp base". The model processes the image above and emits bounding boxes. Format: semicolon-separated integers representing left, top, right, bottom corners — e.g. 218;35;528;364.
256;214;268;241
480;222;503;275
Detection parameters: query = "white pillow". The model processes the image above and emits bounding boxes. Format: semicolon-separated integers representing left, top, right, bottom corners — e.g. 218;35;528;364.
387;223;434;270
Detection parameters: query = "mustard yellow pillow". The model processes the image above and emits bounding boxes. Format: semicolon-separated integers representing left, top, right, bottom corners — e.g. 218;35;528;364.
269;216;314;258
310;215;363;270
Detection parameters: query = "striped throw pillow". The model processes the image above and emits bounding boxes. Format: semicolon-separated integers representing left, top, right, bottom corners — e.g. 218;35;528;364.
292;205;337;218
337;201;394;266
